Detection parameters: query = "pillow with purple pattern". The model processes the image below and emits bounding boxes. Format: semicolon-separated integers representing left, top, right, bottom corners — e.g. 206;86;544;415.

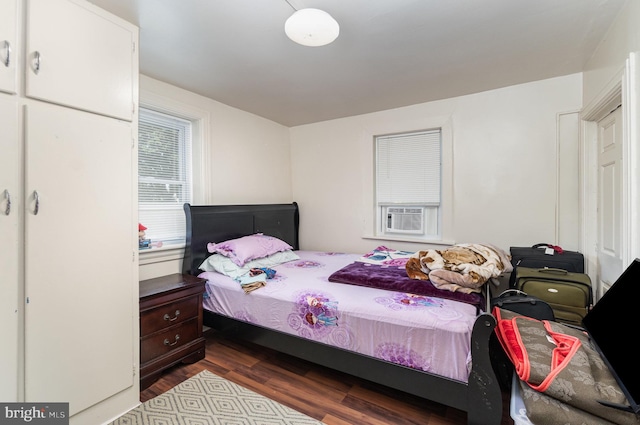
207;233;293;267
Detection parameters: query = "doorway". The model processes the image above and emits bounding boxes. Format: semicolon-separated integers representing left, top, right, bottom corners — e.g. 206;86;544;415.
581;52;639;301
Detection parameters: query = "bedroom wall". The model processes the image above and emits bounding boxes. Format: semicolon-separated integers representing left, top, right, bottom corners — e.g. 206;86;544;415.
582;0;639;109
290;74;583;255
138;76;292;280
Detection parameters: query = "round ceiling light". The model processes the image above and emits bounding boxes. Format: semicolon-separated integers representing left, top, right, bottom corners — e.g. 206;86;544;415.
285;8;339;47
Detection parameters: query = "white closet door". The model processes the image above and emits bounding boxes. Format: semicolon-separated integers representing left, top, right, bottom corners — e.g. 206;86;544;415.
0;96;19;401
0;0;18;94
24;102;134;415
25;0;135;120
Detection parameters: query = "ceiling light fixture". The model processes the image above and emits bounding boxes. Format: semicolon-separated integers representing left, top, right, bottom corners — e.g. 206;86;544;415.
284;2;339;47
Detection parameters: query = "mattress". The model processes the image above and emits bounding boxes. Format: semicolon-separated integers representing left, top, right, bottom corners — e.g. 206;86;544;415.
199;250;479;383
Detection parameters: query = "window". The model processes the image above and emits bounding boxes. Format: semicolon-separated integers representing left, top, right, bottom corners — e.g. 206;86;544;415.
138;107;193;247
375;129;441;240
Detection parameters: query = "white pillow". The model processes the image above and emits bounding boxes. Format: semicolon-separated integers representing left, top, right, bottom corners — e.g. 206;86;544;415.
199;250;300;279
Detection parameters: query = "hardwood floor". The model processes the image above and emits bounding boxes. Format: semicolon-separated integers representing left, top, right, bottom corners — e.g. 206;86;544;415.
140;330;515;425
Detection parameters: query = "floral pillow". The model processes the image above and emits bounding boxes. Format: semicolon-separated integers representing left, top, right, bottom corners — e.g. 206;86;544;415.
207;233;294;267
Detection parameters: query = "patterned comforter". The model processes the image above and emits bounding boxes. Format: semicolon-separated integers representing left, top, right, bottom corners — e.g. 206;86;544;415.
200;250;479;383
406;243;512;293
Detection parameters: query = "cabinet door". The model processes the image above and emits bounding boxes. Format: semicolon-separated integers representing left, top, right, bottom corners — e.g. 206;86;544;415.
0;0;18;94
25;0;135;121
24;103;135;415
0;96;19;401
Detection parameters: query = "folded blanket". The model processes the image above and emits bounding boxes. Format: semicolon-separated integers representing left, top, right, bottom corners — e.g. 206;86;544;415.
328;261;485;309
406;243;512;293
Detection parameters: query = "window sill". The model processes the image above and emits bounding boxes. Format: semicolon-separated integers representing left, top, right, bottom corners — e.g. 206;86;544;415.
139;243;185;265
362;235;455;246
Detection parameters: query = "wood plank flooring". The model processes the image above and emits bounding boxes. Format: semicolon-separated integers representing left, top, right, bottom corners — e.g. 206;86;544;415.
140;330;515;425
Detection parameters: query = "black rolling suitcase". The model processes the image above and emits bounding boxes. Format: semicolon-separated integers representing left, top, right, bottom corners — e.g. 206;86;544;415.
509;243;584;287
491;289;555;321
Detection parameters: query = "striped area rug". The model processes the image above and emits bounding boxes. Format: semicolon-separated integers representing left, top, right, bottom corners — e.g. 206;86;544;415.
111;370;324;425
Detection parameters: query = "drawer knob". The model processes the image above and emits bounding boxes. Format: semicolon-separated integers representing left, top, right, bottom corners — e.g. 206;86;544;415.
164;334;180;347
163;310;180;321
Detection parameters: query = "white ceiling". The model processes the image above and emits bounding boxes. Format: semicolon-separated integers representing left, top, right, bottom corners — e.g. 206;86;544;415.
88;0;627;127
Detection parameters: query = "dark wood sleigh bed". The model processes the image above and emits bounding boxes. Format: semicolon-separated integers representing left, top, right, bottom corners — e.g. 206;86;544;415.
181;202;503;425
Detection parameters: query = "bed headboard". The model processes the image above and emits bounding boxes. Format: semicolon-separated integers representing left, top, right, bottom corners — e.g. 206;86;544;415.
182;202;300;276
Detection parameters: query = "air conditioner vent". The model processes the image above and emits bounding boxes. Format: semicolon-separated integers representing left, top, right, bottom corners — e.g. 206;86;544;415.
385;206;424;235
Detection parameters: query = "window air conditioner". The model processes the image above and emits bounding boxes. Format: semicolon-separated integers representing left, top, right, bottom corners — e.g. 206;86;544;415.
385;206;424;235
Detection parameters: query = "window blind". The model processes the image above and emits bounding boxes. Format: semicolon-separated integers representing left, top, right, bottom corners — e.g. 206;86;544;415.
376;129;441;205
138;108;193;245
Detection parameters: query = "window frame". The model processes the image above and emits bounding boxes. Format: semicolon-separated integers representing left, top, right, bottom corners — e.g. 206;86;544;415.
363;117;454;245
375;129;442;239
138;90;210;261
138;107;193;245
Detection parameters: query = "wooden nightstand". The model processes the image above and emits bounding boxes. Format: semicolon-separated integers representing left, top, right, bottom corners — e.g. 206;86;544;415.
139;273;206;389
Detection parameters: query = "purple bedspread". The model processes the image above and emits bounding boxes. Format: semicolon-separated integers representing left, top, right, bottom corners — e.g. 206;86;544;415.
328;262;485;309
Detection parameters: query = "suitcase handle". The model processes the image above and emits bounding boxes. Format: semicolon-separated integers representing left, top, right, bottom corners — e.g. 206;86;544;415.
532;243;564;253
538;267;569;275
496;289;528;298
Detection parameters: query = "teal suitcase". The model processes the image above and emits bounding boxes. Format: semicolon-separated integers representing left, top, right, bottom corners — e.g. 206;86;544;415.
515;267;593;326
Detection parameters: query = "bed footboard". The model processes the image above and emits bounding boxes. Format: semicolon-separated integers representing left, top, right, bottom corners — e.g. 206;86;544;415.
467;312;502;425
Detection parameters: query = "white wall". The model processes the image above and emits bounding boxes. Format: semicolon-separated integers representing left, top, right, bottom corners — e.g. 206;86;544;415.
583;1;640;109
291;74;583;254
140;73;584;274
139;76;292;280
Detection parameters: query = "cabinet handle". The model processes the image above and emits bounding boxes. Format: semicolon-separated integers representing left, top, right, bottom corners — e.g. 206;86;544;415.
164;334;180;347
163;310;180;321
33;191;39;215
3;41;10;67
3;190;10;216
33;51;41;75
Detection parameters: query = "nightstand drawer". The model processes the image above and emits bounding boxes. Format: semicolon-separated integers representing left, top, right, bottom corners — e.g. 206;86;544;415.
140;317;200;364
140;296;199;335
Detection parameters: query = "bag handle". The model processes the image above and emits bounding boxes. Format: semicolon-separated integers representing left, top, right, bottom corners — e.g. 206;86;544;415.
538;267;569;275
496;289;528;298
532;243;564;253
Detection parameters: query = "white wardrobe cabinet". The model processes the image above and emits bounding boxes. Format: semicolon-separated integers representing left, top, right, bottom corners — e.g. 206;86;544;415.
26;0;135;121
0;0;18;94
1;0;140;422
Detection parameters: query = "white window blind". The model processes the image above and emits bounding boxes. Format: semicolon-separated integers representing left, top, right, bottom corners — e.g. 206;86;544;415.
376;130;441;204
138;108;193;245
